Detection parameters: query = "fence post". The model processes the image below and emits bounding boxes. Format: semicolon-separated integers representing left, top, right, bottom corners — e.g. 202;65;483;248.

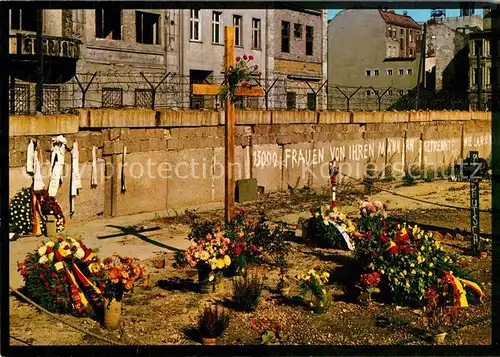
74;72;97;109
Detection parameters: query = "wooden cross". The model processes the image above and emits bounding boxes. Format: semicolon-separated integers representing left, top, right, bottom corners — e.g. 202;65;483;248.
191;26;264;222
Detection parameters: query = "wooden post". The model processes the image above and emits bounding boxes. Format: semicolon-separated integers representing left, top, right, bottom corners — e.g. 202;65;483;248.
224;27;236;222
469;151;480;255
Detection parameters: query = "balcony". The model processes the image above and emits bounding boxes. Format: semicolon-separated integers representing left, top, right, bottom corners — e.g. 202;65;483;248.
9;33;81;59
9;33;82;83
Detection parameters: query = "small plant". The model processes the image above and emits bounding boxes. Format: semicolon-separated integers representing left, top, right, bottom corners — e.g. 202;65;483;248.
363;163;378;194
422;287;460;335
188;218;216;243
198;305;230;339
423;167;436;182
402;167;417;186
232;274;264;311
357;271;381;303
251;317;288;345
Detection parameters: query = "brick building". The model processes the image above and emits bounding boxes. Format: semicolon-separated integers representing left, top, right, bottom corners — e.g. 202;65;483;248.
8;7;328;114
327;10;422;110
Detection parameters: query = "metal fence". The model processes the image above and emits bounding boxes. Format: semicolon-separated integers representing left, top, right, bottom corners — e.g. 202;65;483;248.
8;71;492;115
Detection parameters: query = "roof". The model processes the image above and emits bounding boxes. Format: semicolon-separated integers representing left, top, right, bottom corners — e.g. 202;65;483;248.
378;10;421;30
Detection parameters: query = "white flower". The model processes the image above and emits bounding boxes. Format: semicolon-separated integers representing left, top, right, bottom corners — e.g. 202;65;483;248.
47;252;55;261
39;255;49;264
38;246;47;256
55;262;64;271
209;274;214;282
75;248;85;259
45;241;55;248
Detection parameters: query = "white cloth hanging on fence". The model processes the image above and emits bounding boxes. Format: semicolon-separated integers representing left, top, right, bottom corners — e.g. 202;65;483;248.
26;140;35;175
121;146;127;193
70;141;83;216
33;143;45;191
48;136;67;197
91;146;98;188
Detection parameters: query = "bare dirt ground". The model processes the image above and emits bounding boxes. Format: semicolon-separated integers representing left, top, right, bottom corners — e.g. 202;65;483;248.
9;178;492;346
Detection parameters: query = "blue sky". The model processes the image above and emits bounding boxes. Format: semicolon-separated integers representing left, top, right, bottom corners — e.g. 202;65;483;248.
327;9;483;22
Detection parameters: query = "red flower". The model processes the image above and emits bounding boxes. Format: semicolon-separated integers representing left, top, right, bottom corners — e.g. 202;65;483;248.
241;81;247;88
66;292;70;297
258;72;262;77
251;319;256;325
49;290;56;296
249;55;254;60
34;264;39;270
43;264;49;269
243;54;248;60
57;297;63;303
389;246;398;255
58;237;64;243
240;207;246;214
253;64;258;69
366;231;372;238
44;282;49;287
252;245;258;252
46;247;52;254
39;273;45;280
234;247;242;256
51;272;57;278
380;235;388;243
62;276;67;283
236;56;241;62
57;286;63;292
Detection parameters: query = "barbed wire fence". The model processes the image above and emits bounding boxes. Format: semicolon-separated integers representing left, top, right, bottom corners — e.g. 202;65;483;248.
8;70;493;115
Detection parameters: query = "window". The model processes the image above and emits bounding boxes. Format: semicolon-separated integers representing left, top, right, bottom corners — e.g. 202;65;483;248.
212;11;222;44
409;48;414;57
400;38;404;50
407;68;413;75
366;90;371;96
102;88;123;108
10;9;36;31
472;68;478;85
366;70;371;76
233;15;242;47
96;9;121;40
190;10;201;41
294;23;302;39
474;41;481;57
281;21;290;53
392;28;396;38
374;69;380;76
136;12;160;45
409;30;413;42
307;93;316;110
387;26;392;37
387;69;393;76
399;69;404;75
306;26;314;56
400;29;404;35
486;67;491;86
252;18;261;49
286;92;296;109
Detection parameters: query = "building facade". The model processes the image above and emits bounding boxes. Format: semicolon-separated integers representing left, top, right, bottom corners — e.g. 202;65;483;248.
9;7;328;114
327;9;422;110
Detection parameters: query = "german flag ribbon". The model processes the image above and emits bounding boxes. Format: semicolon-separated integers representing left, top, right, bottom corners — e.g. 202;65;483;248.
31;190;42;236
457;277;484;302
443;271;468;308
65;264;95;317
72;262;102;295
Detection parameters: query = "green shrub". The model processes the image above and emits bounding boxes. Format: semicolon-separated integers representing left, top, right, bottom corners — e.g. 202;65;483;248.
232;275;264;311
402;168;416;186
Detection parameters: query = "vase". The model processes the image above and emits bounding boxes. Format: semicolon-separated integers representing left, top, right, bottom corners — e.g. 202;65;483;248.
198;269;215;294
104;298;121;329
215;274;224;293
314;298;326;314
432;332;447;344
45;215;57;237
201;337;217;345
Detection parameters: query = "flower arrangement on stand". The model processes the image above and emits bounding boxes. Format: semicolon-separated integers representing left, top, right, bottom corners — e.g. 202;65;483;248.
185;233;232;293
9;187;65;237
296;269;330;314
219;54;262;104
17;236;106;316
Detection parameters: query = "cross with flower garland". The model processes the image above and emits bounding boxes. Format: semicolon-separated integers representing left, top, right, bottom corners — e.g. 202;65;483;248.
191;26;264;222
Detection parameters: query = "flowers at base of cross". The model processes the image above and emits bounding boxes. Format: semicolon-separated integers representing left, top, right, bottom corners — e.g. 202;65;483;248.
185;232;232;282
17;236;107;315
102;255;147;302
357;200;388;218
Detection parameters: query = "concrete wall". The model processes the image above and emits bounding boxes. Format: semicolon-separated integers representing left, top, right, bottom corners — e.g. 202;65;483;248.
9;109;491;221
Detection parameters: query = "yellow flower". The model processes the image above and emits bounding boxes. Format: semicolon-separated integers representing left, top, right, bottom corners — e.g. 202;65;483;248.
322;272;330;278
388;240;396;248
411;270;416;275
405;281;410;288
224;255;231;266
410;263;415;268
417;255;425;264
200;251;210;261
403;270;407;275
54;262;64;271
380;269;385;274
45;241;55;248
429;262;434;268
38;255;49;264
401;227;407;235
394;278;399;283
428;271;433;277
216;259;225;269
338;213;346;221
89;263;101;273
420;246;425;251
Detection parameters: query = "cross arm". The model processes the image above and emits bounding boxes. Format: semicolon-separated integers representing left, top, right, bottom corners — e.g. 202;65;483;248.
192;84;264;97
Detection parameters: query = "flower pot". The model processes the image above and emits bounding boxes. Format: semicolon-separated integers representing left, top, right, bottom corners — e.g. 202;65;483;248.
201;337;217;345
198;270;215;294
45;215;57;237
104;298;121;329
432;332;447;344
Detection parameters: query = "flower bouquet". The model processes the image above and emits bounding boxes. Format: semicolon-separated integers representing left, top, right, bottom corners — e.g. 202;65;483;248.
185;233;232;293
17;236;106;316
305;205;356;249
219;54;262;104
357;271;381;304
296;269;330;313
101;255;147;329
